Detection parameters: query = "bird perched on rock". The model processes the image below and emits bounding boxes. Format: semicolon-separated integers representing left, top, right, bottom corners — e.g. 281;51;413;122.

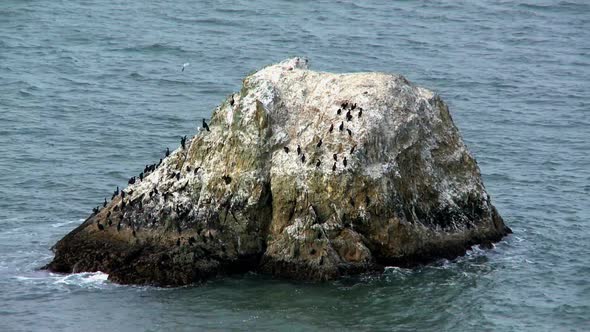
317;139;322;148
175;172;180;180
350;144;357;154
347;128;352;136
329;124;334;133
339;122;344;131
358;108;363;118
165;148;170;157
343;157;348;167
337;108;341;115
180;135;187;150
202;119;210;131
346;110;352;121
157;158;163;167
301;154;306;163
341;102;348;109
117;222;121;232
92;206;99;215
297;145;301;155
176;238;181;246
316;159;321;167
139;172;144;181
332;162;337;171
351;103;357;110
97;222;104;231
333;153;338;161
188;236;196;245
230;95;235;106
121;190;125;199
284;146;290;153
103;198;107;207
128;176;136;185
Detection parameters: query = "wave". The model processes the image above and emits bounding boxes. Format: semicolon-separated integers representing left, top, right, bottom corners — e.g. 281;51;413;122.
51;219;84;228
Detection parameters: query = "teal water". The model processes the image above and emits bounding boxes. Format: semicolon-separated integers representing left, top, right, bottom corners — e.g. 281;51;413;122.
1;0;589;331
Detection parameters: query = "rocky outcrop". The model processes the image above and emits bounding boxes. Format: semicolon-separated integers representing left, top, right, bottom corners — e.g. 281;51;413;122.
45;58;511;286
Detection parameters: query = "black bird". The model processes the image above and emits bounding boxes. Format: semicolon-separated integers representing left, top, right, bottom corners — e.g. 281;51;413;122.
92;206;99;214
332;162;337;171
97;222;104;231
329;124;334;133
186;166;191;172
333;154;338;161
180;135;187;150
188;236;196;245
154;188;159;195
351;103;356;110
139;172;144;181
346;109;351;119
337;108;342;115
297;145;301;155
301;154;306;163
284;146;290;153
111;192;116;200
316;159;321;167
121;190;125;199
132;229;136;237
157;158;163;167
128;176;136;185
230;95;235;106
194;167;200;174
176;238;181;246
347;128;352;136
176;172;180;180
149;191;154;198
169;172;176;179
103;198;107;207
107;219;112;226
341;102;348;109
117;222;121;232
115;186;119;196
202;118;210;131
339;122;344;131
165;147;170;157
316;139;322;148
358;108;363;118
343;157;348;167
107;211;111;218
350;144;357;154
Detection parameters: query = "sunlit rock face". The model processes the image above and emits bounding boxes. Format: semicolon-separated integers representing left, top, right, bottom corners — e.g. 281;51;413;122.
45;58;510;286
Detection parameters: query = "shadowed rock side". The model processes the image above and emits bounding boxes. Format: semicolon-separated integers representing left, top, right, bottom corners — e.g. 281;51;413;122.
45;58;511;286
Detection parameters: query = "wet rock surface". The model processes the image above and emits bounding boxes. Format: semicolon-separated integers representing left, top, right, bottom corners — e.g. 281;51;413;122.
45;58;511;286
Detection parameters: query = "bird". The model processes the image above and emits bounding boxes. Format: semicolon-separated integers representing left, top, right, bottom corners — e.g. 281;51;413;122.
107;219;112;226
358;108;363;118
92;207;99;214
333;153;337;161
339;122;344;131
337;108;342;115
316;159;321;167
351;103;357;110
350;144;357;154
297;145;301;155
346;109;351;119
301;154;306;163
97;222;104;231
181;62;190;72
341;102;348;109
202;119;210;131
175;172;180;180
176;238;181;246
117;222;121;232
230;95;235;106
139;172;144;181
188;236;196;245
332;162;337;171
114;186;119;196
316;139;322;148
180;135;187;150
121;190;125;199
284;146;290;153
128;176;135;185
186;166;191;172
165;147;170;157
103;198;107;207
329;124;334;133
194;167;200;174
132;229;136;237
343;157;348;167
347;128;352;136
157;158;163;167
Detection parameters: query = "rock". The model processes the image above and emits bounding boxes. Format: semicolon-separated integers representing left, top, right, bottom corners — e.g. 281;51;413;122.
44;58;511;286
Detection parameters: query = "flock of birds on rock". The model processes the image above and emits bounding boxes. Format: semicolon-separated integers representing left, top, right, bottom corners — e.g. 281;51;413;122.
92;118;212;234
283;101;363;172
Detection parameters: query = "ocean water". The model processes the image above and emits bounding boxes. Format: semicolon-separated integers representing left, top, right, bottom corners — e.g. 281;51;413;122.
1;0;588;330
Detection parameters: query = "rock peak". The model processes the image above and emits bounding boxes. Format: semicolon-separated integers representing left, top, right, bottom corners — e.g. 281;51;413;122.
45;59;510;286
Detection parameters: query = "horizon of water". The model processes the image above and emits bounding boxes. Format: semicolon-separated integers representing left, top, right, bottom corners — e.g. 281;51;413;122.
1;0;589;331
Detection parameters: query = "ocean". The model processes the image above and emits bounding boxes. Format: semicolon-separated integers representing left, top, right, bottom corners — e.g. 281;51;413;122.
0;0;588;331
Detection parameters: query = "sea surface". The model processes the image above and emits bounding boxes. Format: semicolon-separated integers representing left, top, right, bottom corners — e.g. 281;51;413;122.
1;0;588;331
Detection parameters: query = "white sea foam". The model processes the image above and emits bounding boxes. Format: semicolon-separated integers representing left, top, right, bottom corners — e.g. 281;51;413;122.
53;271;109;288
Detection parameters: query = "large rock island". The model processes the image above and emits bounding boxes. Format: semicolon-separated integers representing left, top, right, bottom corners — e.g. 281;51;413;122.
45;58;511;286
